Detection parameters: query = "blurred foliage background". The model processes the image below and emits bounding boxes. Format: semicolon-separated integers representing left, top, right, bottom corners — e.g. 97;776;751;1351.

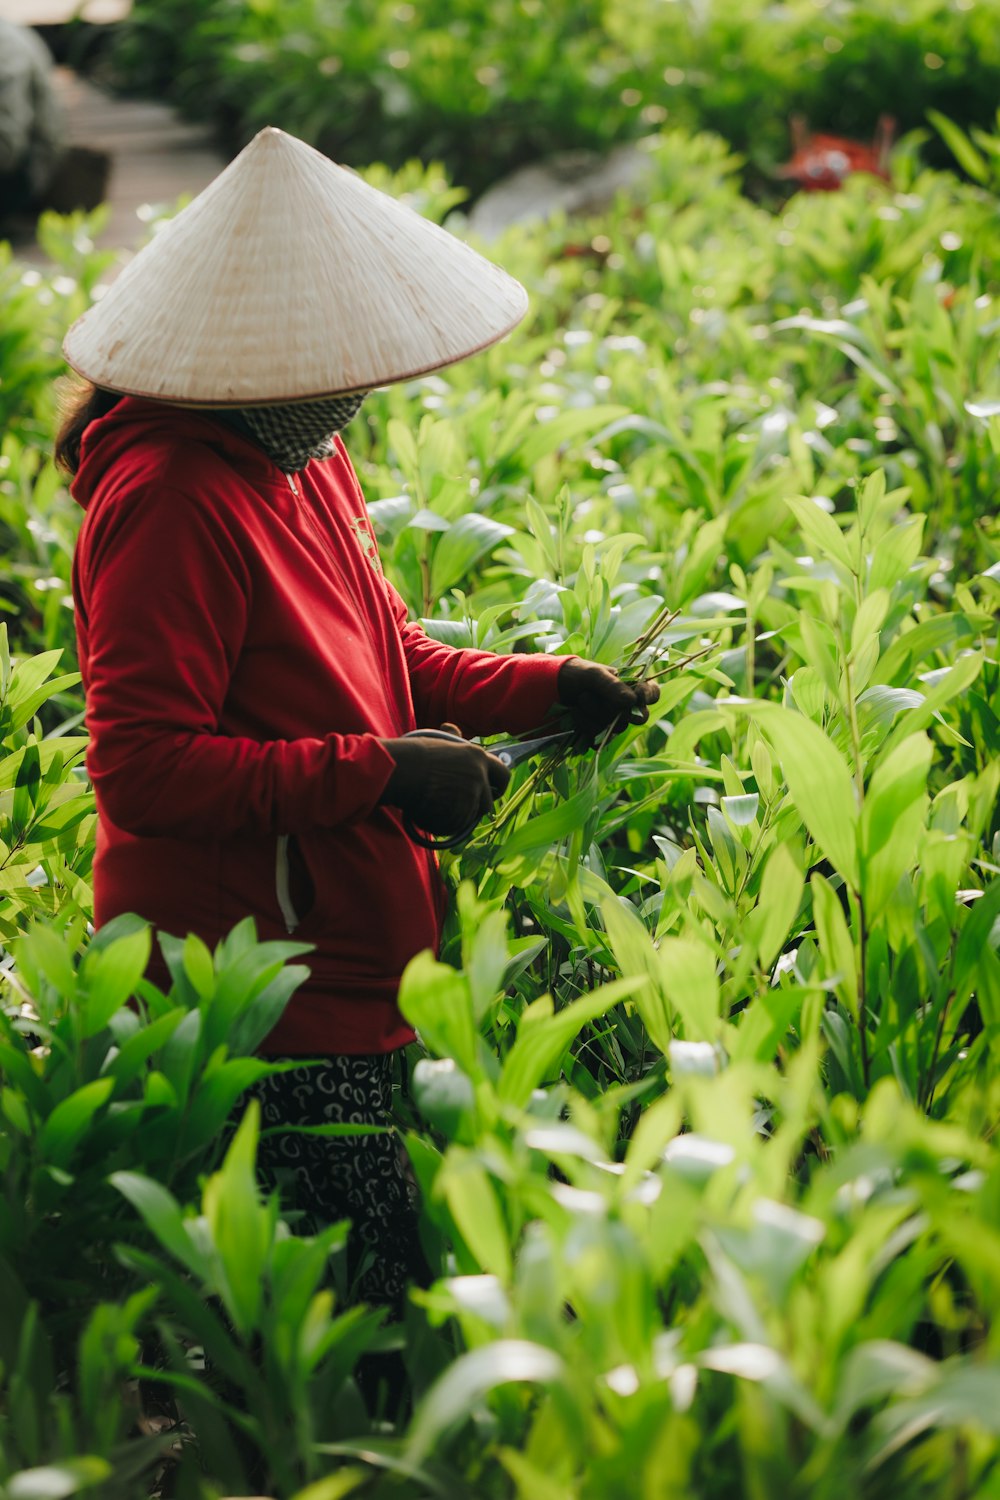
98;0;1000;196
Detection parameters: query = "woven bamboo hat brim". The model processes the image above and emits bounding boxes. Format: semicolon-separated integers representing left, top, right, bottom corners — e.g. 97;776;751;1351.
62;127;529;404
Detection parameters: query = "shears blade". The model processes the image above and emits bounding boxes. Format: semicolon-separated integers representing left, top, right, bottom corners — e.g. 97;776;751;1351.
489;729;574;770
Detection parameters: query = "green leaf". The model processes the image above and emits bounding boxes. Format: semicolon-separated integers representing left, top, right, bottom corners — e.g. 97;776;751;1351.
3;1086;32;1135
867;516;925;595
785;496;853;572
832;1340;934;1430
658;936;720;1042
861;733;931;918
4;650;62;716
227;963;313;1056
159;1008;203;1103
879;654;983;760
411;1057;477;1138
12;674;81;734
106;1009;185;1089
462;893;512;1024
0;738;89;793
952;879;1000;1014
747;841;805;972
524;495;558;573
438;1150;512;1283
873;613;975;685
716;1198;826;1300
0;1041;48;1115
430;513;515;597
856;684;924;739
398;950;480;1076
39;1078;115;1167
515;405;627;469
11;740;42;838
181;1057;275;1151
387;417;421;485
927;110;990;185
498;976;646;1107
182;933;216;1000
8;1459;113;1500
722;793;759;826
707;804;741;891
406;1340;564;1465
600;896;673;1054
289;1473;369;1500
80;927;153;1038
110;1171;209;1280
811;873;858;1018
16;921;78;999
496;786;597;864
796;613;840;695
850;589;889;657
202;1102;268;1335
677;513;729;603
753;703;860;887
866;1359;1000;1473
698;1340;827;1432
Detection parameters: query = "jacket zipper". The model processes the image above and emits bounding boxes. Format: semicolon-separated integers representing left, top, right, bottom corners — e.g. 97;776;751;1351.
285;470;392;693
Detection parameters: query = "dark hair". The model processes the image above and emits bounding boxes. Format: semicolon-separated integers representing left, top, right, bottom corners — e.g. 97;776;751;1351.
54;382;121;475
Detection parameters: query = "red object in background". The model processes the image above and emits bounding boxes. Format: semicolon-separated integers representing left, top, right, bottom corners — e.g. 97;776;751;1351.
777;113;896;191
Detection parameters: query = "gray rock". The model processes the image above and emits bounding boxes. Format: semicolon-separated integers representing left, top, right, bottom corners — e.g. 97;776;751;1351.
0;19;64;197
468;140;656;241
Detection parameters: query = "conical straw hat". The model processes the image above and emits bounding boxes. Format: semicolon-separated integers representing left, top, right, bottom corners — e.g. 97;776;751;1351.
62;127;529;404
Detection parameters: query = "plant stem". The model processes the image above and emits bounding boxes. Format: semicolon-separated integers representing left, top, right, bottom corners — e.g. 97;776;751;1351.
857;894;870;1091
420;540;433;618
639;643;718;680
745;608;756;699
841;630;869;1089
622;604;680;671
922;988;955;1113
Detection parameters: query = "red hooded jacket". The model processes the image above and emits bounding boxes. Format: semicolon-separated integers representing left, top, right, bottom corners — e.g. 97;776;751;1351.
71;398;565;1053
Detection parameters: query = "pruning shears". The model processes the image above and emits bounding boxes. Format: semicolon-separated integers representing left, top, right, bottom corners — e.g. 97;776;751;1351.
403;727;573;851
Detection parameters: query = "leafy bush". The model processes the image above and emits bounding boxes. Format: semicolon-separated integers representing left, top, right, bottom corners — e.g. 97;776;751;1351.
0;625;91;941
0;122;998;1493
0;913;311;1343
106;0;1000;195
0;915;399;1497
395;892;1000;1498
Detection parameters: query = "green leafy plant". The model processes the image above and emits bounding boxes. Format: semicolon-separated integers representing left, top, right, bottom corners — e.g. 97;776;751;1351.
1;108;998;1495
0;625;92;941
108;0;1000;196
395;893;1000;1499
113;1102;387;1497
0;914;311;1345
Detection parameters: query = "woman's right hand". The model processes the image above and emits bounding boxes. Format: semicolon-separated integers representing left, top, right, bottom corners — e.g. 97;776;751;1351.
379;726;511;836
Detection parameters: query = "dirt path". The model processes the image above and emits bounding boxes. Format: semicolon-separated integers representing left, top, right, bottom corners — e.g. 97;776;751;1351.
9;62;228;265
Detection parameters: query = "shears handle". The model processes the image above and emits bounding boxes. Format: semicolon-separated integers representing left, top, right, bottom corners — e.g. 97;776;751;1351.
400;728;488;851
403;815;479;851
398;726;573;849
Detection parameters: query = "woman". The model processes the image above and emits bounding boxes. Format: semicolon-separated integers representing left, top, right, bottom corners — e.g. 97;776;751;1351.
59;127;657;1308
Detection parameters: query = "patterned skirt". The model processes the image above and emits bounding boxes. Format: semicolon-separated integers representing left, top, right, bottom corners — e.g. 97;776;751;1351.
246;1052;429;1311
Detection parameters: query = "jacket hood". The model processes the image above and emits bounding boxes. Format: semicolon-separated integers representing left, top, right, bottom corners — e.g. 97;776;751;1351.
70;396;276;511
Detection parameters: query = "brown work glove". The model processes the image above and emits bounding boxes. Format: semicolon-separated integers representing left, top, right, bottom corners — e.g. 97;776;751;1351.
557;659;660;750
379;724;512;836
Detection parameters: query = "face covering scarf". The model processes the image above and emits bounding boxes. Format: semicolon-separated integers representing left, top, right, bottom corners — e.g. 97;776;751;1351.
234;392;369;474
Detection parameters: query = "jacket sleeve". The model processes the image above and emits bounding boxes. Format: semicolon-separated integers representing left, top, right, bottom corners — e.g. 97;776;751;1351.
76;483;396;841
382;576;567;737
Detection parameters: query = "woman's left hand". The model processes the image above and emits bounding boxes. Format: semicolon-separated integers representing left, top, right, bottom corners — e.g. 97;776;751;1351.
557;659;659;750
